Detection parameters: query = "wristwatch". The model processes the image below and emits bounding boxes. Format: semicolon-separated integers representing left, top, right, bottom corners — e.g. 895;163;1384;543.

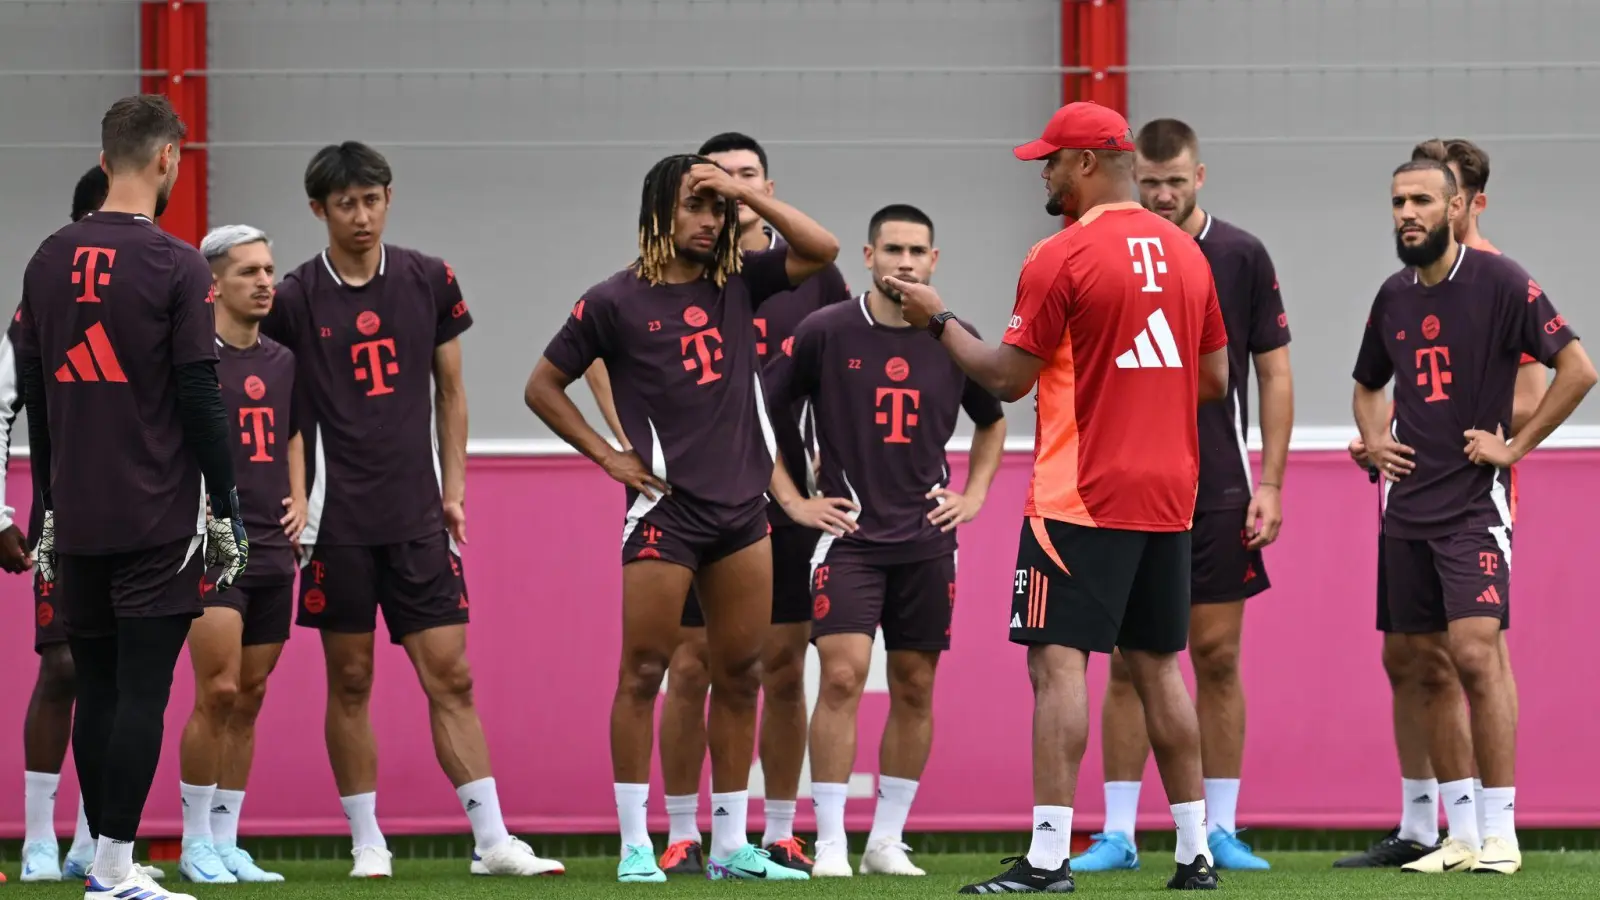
927;310;957;339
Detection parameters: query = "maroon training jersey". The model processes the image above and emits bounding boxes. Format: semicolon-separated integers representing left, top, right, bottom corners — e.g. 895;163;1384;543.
751;231;853;527
1352;247;1575;540
1194;214;1291;511
764;295;1005;562
544;247;794;509
216;335;298;583
262;245;472;546
14;212;214;554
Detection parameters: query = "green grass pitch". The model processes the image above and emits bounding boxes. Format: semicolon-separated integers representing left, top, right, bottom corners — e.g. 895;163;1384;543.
5;852;1597;898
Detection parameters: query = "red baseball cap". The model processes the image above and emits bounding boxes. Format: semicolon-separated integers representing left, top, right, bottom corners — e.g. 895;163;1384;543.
1014;101;1136;160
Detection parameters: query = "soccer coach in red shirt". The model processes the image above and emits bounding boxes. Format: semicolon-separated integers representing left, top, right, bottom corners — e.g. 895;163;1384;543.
891;102;1229;893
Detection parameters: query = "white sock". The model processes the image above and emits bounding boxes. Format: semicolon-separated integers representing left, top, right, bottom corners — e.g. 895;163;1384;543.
24;771;61;844
614;783;652;852
709;790;749;860
867;776;919;844
665;794;701;845
1481;786;1517;846
70;794;94;857
1103;781;1141;839
1473;778;1486;842
1440;778;1480;849
93;836;135;884
210;790;245;850
340;792;387;850
1203;778;1240;835
811;782;848;848
761;799;796;846
1398;778;1439;845
457;777;511;854
1025;806;1072;870
1172;800;1212;865
179;782;216;841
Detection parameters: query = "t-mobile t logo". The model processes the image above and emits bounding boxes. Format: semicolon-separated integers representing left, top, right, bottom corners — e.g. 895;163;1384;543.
1127;237;1167;293
239;406;277;462
352;338;399;396
681;328;725;385
71;246;116;303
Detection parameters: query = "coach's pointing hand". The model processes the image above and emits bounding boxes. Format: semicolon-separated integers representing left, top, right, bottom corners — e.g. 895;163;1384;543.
882;276;944;329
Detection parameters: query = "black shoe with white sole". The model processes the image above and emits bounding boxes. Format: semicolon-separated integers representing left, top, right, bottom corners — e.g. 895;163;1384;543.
958;856;1075;894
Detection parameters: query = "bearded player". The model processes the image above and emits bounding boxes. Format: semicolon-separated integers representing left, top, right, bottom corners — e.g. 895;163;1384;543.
1337;139;1547;868
1353;159;1594;875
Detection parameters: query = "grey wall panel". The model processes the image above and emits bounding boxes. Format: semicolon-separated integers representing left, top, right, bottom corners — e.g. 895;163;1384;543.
0;1;139;306
1129;0;1600;427
206;0;1063;442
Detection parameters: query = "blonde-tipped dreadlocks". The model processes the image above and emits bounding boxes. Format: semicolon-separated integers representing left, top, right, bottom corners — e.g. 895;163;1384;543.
635;154;742;287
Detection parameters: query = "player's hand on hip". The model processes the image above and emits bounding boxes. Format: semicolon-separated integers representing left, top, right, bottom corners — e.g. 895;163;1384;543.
32;511;56;587
280;495;308;544
602;448;670;501
1463;424;1518;467
1245;484;1282;549
927;487;981;533
781;495;859;537
204;488;250;592
443;500;467;546
881;276;944;329
1368;436;1416;482
0;524;30;574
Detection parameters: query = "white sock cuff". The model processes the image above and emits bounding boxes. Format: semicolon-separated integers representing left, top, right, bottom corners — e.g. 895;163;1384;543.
665;794;698;812
811;782;849;802
25;770;62;789
877;776;919;801
765;799;797;816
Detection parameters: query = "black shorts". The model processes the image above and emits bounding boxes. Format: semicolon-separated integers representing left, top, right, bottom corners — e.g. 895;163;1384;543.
296;532;468;644
681;524;817;627
34;576;68;654
1383;530;1511;634
1375;531;1392;633
1190;506;1270;604
1009;517;1190;655
622;493;769;572
204;577;295;646
810;544;955;652
57;534;208;640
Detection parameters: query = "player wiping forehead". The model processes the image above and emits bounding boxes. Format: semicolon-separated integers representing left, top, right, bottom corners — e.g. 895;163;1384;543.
525;153;840;884
764;204;1006;879
264;141;561;879
1339;137;1545;870
175;225;306;885
1353;158;1596;876
584;134;850;877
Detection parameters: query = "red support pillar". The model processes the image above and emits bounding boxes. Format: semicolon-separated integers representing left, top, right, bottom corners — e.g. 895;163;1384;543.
1061;0;1128;116
140;1;208;247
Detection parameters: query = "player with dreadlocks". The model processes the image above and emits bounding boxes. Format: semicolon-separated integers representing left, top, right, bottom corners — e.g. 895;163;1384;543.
527;154;839;884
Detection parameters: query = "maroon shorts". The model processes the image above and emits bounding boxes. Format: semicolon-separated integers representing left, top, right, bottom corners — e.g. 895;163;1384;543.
1190;506;1270;604
681;524;818;627
296;532;468;644
1382;530;1511;634
810;543;956;652
56;534;208;639
34;575;68;654
622;494;769;572
204;577;295;646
